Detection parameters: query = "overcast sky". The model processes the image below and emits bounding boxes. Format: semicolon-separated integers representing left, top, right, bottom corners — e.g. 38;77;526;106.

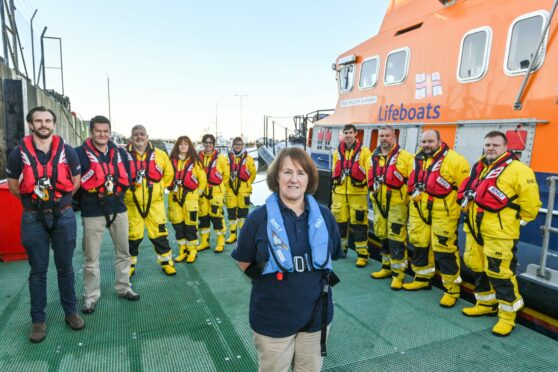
16;0;389;141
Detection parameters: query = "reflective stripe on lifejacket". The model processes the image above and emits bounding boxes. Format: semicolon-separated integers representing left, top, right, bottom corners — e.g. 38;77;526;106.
332;140;366;186
19;135;74;198
368;144;406;190
408;143;455;198
200;150;223;186
263;193;332;274
81;138;129;194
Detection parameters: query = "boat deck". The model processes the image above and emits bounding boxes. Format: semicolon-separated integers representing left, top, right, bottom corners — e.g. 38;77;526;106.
1;212;557;372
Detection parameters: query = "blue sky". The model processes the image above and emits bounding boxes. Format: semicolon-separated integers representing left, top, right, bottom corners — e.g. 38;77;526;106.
20;0;389;141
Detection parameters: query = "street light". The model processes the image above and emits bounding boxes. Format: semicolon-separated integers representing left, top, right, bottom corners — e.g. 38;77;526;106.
40;32;65;95
234;94;247;137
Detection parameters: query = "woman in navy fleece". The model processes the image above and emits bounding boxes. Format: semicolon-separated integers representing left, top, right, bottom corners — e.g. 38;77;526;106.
232;147;342;372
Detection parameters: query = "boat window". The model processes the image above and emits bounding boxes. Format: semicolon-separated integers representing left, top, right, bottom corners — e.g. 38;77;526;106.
359;57;380;89
504;11;548;76
356;129;364;144
370;129;379;149
338;64;355;93
384;47;409;86
457;27;492;83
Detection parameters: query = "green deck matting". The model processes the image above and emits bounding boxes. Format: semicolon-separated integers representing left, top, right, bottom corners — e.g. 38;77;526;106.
1;211;557;372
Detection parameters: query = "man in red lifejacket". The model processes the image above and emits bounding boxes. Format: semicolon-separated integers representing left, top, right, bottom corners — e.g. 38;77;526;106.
6;106;84;343
124;125;176;276
225;137;256;244
331;124;371;267
404;130;470;308
198;134;230;253
368;125;413;289
459;131;541;337
75;116;139;314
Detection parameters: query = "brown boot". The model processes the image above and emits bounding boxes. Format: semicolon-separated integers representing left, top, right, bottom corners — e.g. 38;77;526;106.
65;313;85;330
29;323;47;343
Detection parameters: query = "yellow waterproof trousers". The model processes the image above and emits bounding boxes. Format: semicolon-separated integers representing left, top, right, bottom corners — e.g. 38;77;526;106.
372;201;408;274
408;203;461;297
464;234;523;312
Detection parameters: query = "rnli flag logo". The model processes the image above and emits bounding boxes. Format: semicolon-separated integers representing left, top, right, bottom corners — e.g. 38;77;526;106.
415;72;443;100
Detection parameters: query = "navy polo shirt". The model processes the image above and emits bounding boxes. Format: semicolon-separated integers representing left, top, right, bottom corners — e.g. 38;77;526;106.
232;196;342;338
74;143;131;218
6;140;81;209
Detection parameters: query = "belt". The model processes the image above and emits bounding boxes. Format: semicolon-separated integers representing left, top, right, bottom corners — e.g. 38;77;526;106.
25;204;72;214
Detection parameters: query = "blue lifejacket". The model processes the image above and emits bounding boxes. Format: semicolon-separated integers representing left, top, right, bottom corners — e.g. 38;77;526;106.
263;193;332;274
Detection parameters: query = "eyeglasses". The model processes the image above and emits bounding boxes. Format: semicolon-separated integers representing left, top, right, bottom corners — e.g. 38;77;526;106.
233;143;243;146
203;141;214;145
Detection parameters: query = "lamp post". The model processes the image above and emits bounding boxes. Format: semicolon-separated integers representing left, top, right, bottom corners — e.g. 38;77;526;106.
30;9;38;85
41;34;65;95
234;94;247;137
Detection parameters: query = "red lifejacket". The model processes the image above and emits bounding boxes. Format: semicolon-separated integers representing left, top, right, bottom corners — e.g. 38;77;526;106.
127;143;164;186
228;151;251;182
171;157;199;191
19;135;74;200
459;152;517;213
408;143;455;198
332;140;366;186
367;144;406;190
200;150;223;186
81;138;129;194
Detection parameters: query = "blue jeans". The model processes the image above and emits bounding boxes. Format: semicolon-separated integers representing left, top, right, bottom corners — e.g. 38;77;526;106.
21;207;78;323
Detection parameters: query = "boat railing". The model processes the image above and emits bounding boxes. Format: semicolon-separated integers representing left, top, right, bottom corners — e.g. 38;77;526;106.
522;176;558;288
262;116;297;156
540;177;558;276
262;109;334;156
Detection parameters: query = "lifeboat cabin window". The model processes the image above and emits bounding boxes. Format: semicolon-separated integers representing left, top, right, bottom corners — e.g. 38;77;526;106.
457;27;492;83
504;11;548;76
338;64;355;93
384;47;409;86
359;56;380;89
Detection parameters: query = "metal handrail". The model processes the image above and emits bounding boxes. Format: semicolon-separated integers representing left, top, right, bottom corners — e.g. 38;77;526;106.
514;0;558;110
539;176;558;279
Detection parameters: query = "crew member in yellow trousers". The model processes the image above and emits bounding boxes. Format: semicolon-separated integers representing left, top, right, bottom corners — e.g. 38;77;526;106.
331;124;371;267
168;136;207;264
368;125;413;289
225;137;256;244
125;125;176;276
404;130;470;307
459;131;540;336
198;134;230;253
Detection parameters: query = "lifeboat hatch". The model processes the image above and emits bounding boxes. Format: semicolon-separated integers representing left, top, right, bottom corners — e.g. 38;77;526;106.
454;120;536;166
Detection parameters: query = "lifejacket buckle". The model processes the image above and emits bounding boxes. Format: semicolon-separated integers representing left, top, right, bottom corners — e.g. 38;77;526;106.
38;177;51;188
34;185;48;201
34;178;51;201
172;179;181;192
105;175;115;195
136;169;145;183
231;170;238;179
411;188;422;201
460;190;475;210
